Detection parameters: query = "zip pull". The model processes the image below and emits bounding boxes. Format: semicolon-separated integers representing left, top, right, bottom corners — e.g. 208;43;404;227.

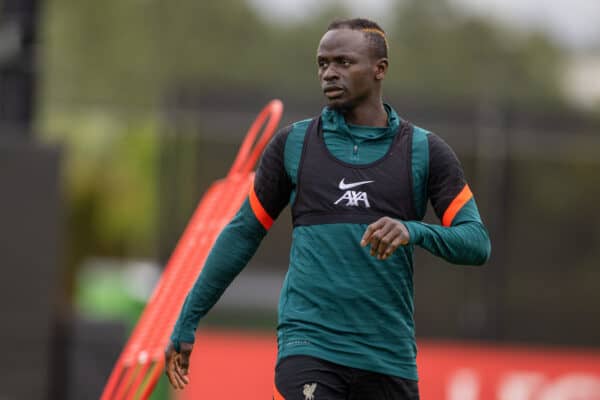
353;144;358;155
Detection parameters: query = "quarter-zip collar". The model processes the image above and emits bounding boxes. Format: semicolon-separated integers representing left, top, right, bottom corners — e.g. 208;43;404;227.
321;103;401;143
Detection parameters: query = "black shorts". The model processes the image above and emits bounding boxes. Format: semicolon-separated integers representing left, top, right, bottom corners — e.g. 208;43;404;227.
274;355;419;400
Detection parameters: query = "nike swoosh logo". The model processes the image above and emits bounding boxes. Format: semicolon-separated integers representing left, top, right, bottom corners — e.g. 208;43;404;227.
338;178;374;190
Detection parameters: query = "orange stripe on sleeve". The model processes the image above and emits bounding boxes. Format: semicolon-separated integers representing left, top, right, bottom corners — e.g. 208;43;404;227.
442;184;473;227
273;381;286;400
249;182;274;230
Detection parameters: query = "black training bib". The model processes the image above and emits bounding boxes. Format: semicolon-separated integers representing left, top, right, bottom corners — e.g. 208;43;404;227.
292;117;417;227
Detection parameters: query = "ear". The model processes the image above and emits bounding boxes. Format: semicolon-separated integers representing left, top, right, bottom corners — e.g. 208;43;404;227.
374;58;388;81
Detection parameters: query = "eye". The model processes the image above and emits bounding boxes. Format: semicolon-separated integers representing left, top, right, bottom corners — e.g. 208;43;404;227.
318;60;328;68
342;59;351;67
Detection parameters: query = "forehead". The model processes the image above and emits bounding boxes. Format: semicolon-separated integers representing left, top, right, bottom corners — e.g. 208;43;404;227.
317;29;370;57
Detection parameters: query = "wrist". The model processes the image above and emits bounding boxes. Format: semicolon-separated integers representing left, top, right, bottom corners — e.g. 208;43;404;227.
402;221;423;244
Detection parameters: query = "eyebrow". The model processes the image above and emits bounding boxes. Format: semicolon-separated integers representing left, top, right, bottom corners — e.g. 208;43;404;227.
317;53;356;60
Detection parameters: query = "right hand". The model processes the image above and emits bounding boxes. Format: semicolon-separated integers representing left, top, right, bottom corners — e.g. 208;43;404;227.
165;341;193;390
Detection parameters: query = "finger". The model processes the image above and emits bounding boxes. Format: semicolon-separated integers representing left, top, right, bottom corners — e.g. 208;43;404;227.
166;364;185;390
369;223;395;257
382;237;405;260
376;229;398;259
373;223;398;257
368;230;382;256
172;370;187;389
164;345;179;389
381;222;410;259
179;349;191;374
165;352;176;384
165;369;177;389
361;225;375;247
174;366;189;387
172;356;190;387
177;353;191;377
361;218;386;246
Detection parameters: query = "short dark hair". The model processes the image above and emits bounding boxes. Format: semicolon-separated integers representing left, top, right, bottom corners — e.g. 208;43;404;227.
327;18;388;60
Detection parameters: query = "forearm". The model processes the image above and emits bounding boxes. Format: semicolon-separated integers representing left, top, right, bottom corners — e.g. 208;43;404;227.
404;219;491;265
170;200;266;346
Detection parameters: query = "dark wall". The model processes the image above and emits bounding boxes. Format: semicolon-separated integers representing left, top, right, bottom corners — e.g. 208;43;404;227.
0;141;62;399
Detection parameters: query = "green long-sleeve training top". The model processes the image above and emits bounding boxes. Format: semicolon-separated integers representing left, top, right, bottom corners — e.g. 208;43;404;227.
170;104;491;381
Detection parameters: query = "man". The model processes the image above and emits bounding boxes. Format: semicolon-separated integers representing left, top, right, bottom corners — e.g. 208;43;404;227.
165;18;491;400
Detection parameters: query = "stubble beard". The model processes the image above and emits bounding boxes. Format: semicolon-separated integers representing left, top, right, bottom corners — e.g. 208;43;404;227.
327;97;356;114
327;91;372;115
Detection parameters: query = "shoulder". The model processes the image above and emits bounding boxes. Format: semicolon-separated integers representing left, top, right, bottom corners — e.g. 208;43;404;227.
292;118;314;130
426;132;461;171
281;117;315;153
263;118;315;180
406;123;434;165
406;123;459;163
410;124;431;148
408;124;446;147
412;126;455;156
289;118;314;139
269;118;313;147
408;123;463;178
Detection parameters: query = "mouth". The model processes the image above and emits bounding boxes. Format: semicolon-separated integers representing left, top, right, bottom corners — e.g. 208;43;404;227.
323;86;345;99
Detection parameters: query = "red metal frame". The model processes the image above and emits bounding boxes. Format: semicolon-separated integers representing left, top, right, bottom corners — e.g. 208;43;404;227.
100;99;284;400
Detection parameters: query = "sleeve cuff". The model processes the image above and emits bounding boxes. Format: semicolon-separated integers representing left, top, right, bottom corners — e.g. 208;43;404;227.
170;332;196;351
403;221;425;245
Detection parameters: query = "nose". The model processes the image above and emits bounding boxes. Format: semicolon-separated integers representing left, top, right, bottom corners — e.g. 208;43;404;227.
321;65;339;82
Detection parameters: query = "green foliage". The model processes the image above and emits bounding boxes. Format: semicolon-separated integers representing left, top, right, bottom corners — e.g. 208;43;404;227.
42;111;159;258
40;0;568;109
41;0;161;106
387;0;565;104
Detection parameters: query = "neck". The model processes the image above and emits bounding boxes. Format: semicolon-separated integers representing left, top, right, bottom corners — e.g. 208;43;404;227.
342;100;387;127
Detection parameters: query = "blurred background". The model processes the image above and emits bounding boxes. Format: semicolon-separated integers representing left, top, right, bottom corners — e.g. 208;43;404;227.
1;0;599;399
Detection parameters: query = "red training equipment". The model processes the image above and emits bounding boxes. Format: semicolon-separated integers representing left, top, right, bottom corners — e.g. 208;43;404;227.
100;99;284;400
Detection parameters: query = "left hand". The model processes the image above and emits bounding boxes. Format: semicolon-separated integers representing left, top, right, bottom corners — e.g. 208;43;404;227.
360;217;410;260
